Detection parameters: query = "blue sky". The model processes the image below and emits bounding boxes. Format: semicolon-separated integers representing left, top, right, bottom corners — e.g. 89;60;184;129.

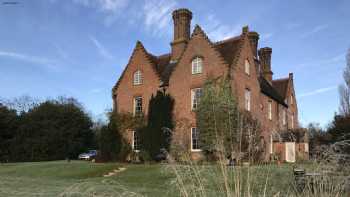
0;0;349;126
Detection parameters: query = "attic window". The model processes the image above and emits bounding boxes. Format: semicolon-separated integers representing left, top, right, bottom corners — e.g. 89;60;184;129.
133;70;143;85
245;59;250;75
192;57;203;74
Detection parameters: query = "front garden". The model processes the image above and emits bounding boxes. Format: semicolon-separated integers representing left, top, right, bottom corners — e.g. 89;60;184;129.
0;160;331;197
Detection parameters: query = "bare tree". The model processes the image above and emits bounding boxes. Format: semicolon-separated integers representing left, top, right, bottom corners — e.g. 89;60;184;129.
339;49;350;116
1;95;39;113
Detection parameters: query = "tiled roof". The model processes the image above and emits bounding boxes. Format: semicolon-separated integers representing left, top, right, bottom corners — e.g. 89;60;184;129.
147;53;174;85
259;77;287;107
213;36;242;66
272;78;289;99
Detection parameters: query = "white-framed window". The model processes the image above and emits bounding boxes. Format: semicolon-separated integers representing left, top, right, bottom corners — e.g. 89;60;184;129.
192;57;203;74
244;59;250;75
191;88;202;110
191;127;201;151
282;109;286;125
132;130;140;152
304;143;309;152
268;100;272;120
133;70;143;85
245;89;251;111
134;96;142;115
270;134;273;154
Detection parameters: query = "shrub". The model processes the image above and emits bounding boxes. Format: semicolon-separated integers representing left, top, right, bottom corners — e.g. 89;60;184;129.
139;90;174;160
196;77;263;163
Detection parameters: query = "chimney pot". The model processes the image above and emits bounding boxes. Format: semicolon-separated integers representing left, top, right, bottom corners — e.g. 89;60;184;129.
259;47;273;82
171;8;192;61
248;31;259;58
242;26;249;34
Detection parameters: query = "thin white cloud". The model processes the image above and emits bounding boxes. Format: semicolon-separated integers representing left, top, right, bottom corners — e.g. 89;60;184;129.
89;36;114;60
142;0;177;36
0;51;58;71
301;24;329;38
72;0;129;13
297;52;346;70
298;86;337;98
202;14;241;41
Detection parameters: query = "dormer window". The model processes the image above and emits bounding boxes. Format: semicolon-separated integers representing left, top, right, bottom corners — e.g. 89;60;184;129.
245;59;250;75
133;70;143;85
192;57;203;74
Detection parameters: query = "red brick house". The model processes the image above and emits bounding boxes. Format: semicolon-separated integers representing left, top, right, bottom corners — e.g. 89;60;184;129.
112;8;307;161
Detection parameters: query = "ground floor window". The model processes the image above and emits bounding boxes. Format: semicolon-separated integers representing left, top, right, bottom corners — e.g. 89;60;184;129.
191;127;201;151
132;130;140;152
270;134;273;154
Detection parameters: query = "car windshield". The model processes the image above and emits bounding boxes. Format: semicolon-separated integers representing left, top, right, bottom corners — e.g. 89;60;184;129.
88;150;96;154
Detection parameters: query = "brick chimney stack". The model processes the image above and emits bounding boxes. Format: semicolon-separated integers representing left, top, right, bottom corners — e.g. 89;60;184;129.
248;31;259;58
259;47;273;82
171;8;192;61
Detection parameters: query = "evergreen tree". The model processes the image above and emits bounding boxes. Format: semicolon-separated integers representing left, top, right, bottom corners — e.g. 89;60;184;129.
98;111;132;161
11;98;94;161
0;103;17;162
140;90;174;159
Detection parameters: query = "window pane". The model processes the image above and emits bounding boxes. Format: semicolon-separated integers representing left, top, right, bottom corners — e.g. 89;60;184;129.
133;70;143;85
245;89;251;111
134;97;142;114
192;57;202;74
191;88;202;110
133;130;140;151
192;128;200;150
245;60;250;75
268;101;272;120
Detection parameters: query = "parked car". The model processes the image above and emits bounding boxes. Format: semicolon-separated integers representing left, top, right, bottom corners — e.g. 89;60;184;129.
78;150;97;160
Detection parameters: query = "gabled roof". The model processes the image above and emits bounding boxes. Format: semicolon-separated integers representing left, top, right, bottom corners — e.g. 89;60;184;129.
113;27;247;92
272;78;289;99
259;77;287;107
112;41;163;92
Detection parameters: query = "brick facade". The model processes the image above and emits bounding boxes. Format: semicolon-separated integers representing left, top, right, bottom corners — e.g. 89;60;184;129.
112;8;303;161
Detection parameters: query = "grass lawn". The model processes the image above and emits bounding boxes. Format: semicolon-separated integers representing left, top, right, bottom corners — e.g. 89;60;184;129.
0;160;304;196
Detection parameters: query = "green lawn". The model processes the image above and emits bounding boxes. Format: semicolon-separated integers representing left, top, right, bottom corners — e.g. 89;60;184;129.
0;161;308;197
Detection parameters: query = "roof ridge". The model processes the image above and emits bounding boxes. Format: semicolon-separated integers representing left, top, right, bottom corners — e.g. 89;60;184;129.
157;53;171;58
273;77;289;82
214;35;241;45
